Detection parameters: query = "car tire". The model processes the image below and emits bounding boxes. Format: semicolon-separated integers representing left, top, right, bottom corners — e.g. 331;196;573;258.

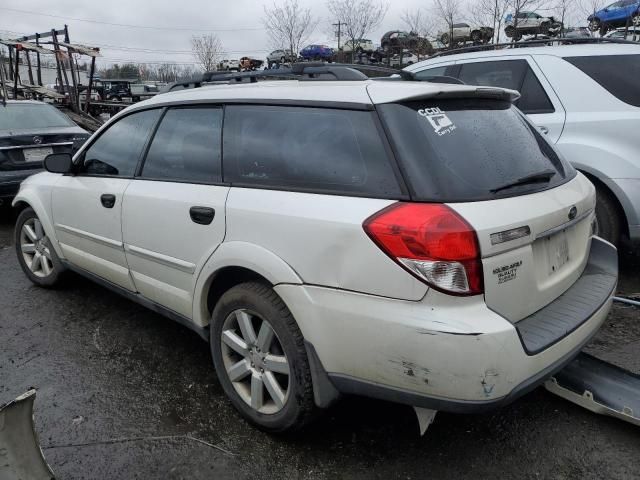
471;30;482;42
15;208;65;287
633;12;640;25
540;21;551;34
440;33;450;44
588;18;601;31
505;26;515;38
210;281;316;433
594;186;622;246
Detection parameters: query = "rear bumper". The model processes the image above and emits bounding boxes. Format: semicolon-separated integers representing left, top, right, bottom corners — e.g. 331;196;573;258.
276;237;617;412
0;169;40;200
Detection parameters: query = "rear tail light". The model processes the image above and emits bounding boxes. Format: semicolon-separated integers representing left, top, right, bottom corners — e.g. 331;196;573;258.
363;203;484;296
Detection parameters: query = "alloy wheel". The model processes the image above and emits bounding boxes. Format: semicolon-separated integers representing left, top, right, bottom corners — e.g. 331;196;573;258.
220;309;290;414
19;218;54;278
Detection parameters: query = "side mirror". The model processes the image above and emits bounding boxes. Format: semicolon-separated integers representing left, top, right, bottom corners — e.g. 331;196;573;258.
44;153;73;174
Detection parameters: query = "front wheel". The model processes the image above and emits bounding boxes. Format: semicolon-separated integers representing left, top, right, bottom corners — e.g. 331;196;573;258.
505;26;515;38
440;33;450;44
471;30;482;42
211;282;316;432
15;208;65;287
540;21;551;34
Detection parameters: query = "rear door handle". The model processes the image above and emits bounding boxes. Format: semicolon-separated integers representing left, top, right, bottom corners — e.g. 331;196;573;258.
538;126;549;135
100;194;116;208
189;206;215;225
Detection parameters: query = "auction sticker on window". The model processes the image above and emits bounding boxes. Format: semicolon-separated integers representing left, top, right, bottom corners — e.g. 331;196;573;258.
418;107;456;136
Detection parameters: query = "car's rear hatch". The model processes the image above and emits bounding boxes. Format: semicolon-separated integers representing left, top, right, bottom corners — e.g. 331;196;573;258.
376;93;596;323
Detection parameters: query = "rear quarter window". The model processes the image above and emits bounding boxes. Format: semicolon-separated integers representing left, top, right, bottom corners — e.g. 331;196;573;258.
222;105;404;198
564;54;640;107
377;98;575;202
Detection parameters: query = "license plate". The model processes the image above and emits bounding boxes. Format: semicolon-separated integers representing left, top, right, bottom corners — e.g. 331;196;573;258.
547;230;570;275
23;147;53;163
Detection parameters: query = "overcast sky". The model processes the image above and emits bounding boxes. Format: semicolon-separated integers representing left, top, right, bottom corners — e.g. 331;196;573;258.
0;0;588;68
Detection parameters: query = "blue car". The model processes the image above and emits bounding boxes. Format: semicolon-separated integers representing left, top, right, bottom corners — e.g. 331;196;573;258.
588;0;640;33
298;44;334;61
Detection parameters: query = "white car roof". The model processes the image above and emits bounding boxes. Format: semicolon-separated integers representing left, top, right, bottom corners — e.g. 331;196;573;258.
404;43;640;72
133;79;518;109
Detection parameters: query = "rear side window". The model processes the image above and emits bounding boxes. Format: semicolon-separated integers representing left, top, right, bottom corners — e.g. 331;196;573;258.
457;60;554;114
564;55;640;107
517;68;554;114
141;107;222;183
458;59;527;91
82;109;161;177
223;105;403;197
377;99;575;202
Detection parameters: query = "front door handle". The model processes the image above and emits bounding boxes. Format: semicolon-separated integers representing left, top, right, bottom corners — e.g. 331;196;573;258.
100;194;116;208
538;125;549;135
189;206;215;225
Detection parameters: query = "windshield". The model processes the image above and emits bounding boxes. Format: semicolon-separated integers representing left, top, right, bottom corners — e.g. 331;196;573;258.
377;98;575;202
0;103;75;131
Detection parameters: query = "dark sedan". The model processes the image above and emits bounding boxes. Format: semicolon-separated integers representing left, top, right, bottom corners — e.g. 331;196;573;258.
0;101;89;204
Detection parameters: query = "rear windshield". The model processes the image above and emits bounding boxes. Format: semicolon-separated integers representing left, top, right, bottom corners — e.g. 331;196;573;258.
377;99;575;202
564;55;640;107
0;103;75;131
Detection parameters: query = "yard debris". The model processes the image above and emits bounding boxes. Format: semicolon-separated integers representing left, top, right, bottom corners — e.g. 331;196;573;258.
0;389;55;480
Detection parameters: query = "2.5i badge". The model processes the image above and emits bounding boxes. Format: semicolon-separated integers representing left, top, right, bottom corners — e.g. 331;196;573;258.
418;107;456;136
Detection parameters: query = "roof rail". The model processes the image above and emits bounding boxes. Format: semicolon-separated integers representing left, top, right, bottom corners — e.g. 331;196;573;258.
160;63;415;93
429;37;640;58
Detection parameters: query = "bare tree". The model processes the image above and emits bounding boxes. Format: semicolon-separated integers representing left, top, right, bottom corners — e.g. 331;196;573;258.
400;9;436;58
554;0;577;34
191;34;223;72
433;0;463;47
576;0;602;31
263;0;318;58
401;8;436;37
471;0;511;43
327;0;389;61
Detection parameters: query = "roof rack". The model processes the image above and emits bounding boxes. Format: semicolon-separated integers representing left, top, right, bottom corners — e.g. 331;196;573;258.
160;63;416;93
430;37;640;58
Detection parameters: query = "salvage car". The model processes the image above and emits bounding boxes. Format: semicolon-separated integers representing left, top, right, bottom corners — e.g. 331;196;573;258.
298;44;334;61
13;72;617;433
406;42;640;246
588;0;640;34
505;11;563;40
439;23;494;45
0;100;88;205
342;39;375;54
266;50;295;68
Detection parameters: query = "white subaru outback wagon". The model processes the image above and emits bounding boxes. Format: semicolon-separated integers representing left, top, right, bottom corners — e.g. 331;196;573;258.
13;74;618;432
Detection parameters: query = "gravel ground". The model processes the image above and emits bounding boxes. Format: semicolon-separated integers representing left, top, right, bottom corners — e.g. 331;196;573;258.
1;208;638;480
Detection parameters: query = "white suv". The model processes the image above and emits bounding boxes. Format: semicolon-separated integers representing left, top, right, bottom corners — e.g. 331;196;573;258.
13;74;618;432
406;43;640;247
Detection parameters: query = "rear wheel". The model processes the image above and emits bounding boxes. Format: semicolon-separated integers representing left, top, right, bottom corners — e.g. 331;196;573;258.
210;282;316;432
15;208;65;287
471;30;482;42
440;33;450;44
588;18;600;31
505;26;515;38
633;12;640;25
594;186;622;246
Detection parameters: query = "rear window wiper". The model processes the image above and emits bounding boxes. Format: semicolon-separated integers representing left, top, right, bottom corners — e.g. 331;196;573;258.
490;169;557;194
